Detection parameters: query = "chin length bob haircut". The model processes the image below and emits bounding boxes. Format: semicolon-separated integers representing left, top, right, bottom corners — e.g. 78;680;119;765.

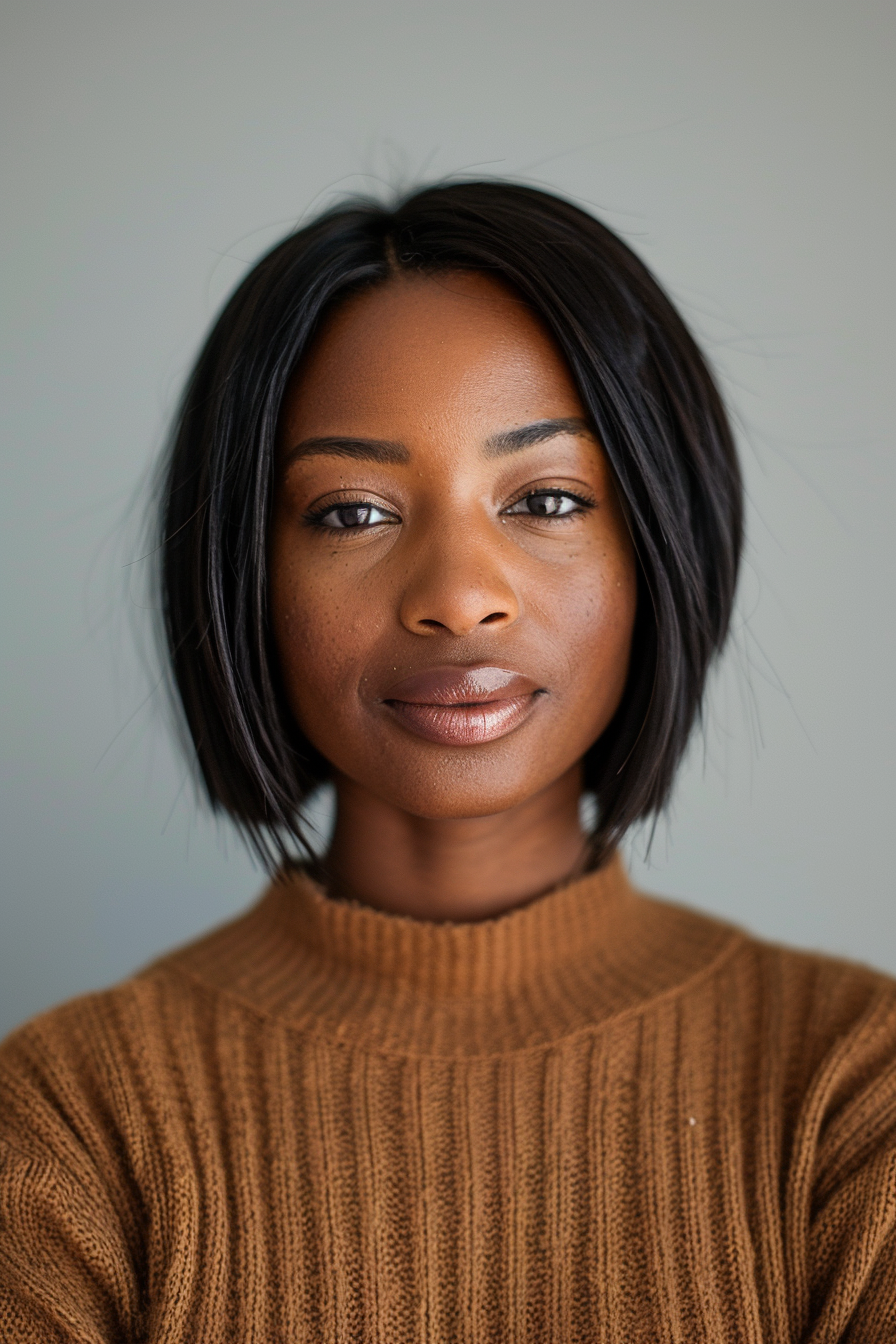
158;181;742;869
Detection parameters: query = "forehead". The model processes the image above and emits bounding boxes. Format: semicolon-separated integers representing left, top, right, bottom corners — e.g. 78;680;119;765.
282;271;585;438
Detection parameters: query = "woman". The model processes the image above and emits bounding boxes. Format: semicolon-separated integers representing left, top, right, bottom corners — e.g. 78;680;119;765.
2;182;894;1342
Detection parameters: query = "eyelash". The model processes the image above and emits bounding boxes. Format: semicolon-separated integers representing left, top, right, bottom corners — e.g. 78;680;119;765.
304;489;595;532
504;489;595;519
304;501;400;530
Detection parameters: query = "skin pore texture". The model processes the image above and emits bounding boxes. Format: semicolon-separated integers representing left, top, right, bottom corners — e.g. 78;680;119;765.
270;271;638;921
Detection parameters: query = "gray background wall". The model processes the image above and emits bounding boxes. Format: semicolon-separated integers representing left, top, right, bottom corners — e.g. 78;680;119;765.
2;0;894;1039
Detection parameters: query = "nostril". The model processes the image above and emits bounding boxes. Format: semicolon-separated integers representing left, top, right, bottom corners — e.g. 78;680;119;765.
480;612;507;625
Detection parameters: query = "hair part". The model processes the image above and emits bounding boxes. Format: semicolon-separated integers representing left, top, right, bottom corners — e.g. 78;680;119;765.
157;181;743;869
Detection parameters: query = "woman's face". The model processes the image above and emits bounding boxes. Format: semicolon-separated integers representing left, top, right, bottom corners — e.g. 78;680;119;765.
271;271;638;821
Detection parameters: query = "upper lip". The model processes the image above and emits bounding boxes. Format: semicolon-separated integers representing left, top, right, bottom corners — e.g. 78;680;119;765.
382;664;542;706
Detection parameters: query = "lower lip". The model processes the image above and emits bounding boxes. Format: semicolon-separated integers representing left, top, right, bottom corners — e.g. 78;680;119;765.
384;694;540;746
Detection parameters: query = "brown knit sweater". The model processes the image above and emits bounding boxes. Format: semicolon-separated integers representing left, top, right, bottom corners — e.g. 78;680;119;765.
2;855;896;1343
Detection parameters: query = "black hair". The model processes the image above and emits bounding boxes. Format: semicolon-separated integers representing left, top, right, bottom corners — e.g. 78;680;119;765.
158;181;742;869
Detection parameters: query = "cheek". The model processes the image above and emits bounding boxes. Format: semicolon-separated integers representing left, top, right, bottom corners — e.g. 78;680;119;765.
540;545;638;723
270;552;385;723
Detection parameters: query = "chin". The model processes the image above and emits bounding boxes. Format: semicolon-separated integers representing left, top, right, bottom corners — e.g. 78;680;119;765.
378;769;542;822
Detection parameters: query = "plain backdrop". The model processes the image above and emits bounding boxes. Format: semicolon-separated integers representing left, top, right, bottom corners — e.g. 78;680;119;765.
2;0;894;1040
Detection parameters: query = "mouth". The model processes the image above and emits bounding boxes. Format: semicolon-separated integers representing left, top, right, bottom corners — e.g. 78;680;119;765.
381;665;545;747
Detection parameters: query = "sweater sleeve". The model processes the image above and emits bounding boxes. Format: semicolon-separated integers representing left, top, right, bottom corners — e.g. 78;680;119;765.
0;1011;144;1344
801;988;896;1342
806;1145;896;1342
0;1140;142;1343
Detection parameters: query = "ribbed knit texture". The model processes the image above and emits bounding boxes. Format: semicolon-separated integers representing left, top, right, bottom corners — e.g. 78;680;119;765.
2;854;896;1342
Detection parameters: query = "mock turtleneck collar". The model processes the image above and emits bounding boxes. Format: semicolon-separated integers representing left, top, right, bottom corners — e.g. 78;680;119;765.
165;853;740;1057
272;853;634;1000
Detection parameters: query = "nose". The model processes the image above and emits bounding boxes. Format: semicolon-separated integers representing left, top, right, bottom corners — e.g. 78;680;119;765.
398;523;521;637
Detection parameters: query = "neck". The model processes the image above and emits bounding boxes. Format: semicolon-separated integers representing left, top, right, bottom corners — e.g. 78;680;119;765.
322;765;589;921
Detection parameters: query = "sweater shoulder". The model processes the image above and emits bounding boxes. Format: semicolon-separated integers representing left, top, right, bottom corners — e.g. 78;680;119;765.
0;915;262;1172
636;885;896;1014
0;960;202;1069
623;888;896;1079
0;908;250;1056
698;914;896;1109
0;893;269;1069
729;920;896;1024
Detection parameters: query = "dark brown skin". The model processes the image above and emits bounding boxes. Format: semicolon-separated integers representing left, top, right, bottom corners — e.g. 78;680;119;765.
270;271;638;921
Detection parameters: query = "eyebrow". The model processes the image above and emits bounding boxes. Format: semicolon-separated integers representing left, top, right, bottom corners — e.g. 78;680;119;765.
483;417;593;457
284;417;593;469
283;436;411;468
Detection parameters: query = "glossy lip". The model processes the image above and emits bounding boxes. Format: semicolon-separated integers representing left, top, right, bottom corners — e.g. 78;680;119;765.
381;665;545;746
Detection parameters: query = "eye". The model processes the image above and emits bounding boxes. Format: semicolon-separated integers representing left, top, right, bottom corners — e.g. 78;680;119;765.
504;490;591;518
309;501;398;530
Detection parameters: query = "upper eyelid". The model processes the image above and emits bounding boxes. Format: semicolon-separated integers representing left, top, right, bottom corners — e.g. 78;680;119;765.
303;483;595;518
305;490;399;515
503;485;595;507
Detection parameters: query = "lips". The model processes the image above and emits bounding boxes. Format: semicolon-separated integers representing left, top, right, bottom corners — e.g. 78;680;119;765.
381;665;544;746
